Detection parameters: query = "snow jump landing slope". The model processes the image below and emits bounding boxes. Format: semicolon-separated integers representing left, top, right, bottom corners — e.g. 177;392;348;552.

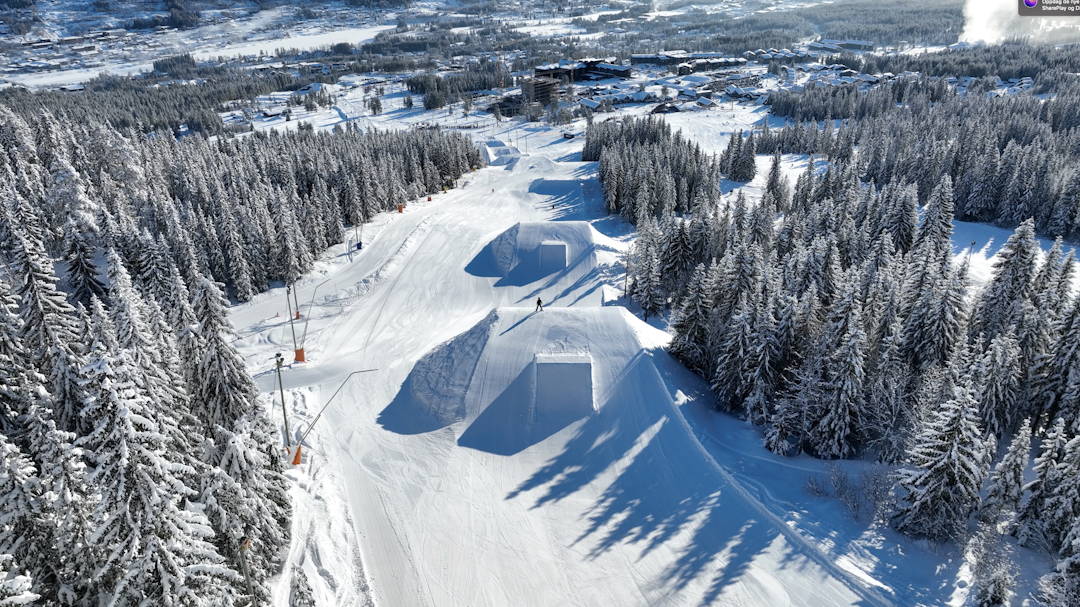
370;307;889;607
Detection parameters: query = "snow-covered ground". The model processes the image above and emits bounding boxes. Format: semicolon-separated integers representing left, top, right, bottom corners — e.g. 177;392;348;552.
192;25;394;60
0;7;391;88
3;1;1068;603
224;105;1053;604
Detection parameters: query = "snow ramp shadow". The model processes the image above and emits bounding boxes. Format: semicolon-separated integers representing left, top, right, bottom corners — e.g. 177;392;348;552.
464;221;604;306
383;306;658;455
376;310;498;435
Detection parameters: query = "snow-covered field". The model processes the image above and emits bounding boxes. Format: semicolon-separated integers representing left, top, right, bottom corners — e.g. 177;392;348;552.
224;104;1054;604
192;25;394;60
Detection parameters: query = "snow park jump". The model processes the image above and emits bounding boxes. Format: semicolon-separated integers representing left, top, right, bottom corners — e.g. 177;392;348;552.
232;152;910;606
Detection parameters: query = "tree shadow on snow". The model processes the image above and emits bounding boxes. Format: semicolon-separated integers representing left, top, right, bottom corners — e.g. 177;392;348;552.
528;177;584;211
505;350;856;604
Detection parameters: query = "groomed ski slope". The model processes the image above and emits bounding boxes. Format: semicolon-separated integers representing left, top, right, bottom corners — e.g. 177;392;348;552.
228;149;1008;606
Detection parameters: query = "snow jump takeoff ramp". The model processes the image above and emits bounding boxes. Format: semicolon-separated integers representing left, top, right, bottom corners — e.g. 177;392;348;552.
373;307;876;607
465;221;604;306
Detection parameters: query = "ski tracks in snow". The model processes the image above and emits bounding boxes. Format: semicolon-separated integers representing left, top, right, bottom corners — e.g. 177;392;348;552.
275;398;375;607
671;407;896;607
318;215;435;360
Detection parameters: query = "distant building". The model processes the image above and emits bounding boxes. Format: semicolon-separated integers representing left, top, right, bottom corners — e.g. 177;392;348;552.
521;76;560;106
630;52;744;68
534;58;629;82
818;39;874;51
593;63;630;79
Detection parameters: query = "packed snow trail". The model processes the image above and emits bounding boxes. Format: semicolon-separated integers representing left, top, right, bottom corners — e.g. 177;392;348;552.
233;155;898;606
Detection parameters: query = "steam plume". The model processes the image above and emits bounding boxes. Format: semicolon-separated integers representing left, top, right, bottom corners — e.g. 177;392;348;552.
961;0;1080;44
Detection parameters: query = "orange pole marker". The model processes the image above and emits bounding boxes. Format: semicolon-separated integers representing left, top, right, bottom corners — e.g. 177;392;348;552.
398;204;403;213
292;444;302;465
294;348;306;363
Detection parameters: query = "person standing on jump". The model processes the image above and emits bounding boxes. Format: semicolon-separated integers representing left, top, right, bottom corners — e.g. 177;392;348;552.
535;298;543;312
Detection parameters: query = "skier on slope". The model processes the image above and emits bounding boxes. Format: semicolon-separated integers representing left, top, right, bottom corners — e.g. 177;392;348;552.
535;298;543;312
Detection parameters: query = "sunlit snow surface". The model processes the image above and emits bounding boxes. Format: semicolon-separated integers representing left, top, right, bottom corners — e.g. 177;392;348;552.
134;4;1062;603
228;100;1055;604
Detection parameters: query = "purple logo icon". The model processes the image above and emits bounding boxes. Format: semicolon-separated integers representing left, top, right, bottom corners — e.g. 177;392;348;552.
1025;0;1038;7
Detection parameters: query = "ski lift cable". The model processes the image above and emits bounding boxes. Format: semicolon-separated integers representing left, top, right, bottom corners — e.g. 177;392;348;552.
298;369;378;446
299;279;332;348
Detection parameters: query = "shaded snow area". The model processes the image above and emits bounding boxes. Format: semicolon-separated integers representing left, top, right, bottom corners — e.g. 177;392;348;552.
228;133;1052;606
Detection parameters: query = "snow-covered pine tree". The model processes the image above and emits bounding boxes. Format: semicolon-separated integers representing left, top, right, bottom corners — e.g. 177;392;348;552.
77;351;242;606
864;316;912;464
1037;512;1080;607
105;249;196;455
659;216;693;300
712;293;756;411
45;157;96;250
966;519;1017;607
733;131;757;183
201;411;291;601
812;308;867;459
981;418;1032;525
63;218;106;312
893;381;993;541
903;262;967;372
902;175;954;310
1036;294;1080;431
0;554;37;604
133;229;175;306
190;277;259;432
21;402;93;603
721;130;741;175
164;264;199;335
289;565;316;607
11;230;83;378
0;106;45;223
972;219;1038;344
1017;416;1070;550
766;351;821;456
219;199;255;303
1043;434;1080;553
0;431;57;600
668;264;712;377
977;330;1021;441
765;148;790;213
0;278;29;435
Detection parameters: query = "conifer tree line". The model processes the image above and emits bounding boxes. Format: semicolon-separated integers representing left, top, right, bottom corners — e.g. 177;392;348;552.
761;71;1080;240
583;117;724;224
0;104;481;304
592;119;1080;604
0;105;479;603
406;61;502;110
0;69;312;136
0;221;290;603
